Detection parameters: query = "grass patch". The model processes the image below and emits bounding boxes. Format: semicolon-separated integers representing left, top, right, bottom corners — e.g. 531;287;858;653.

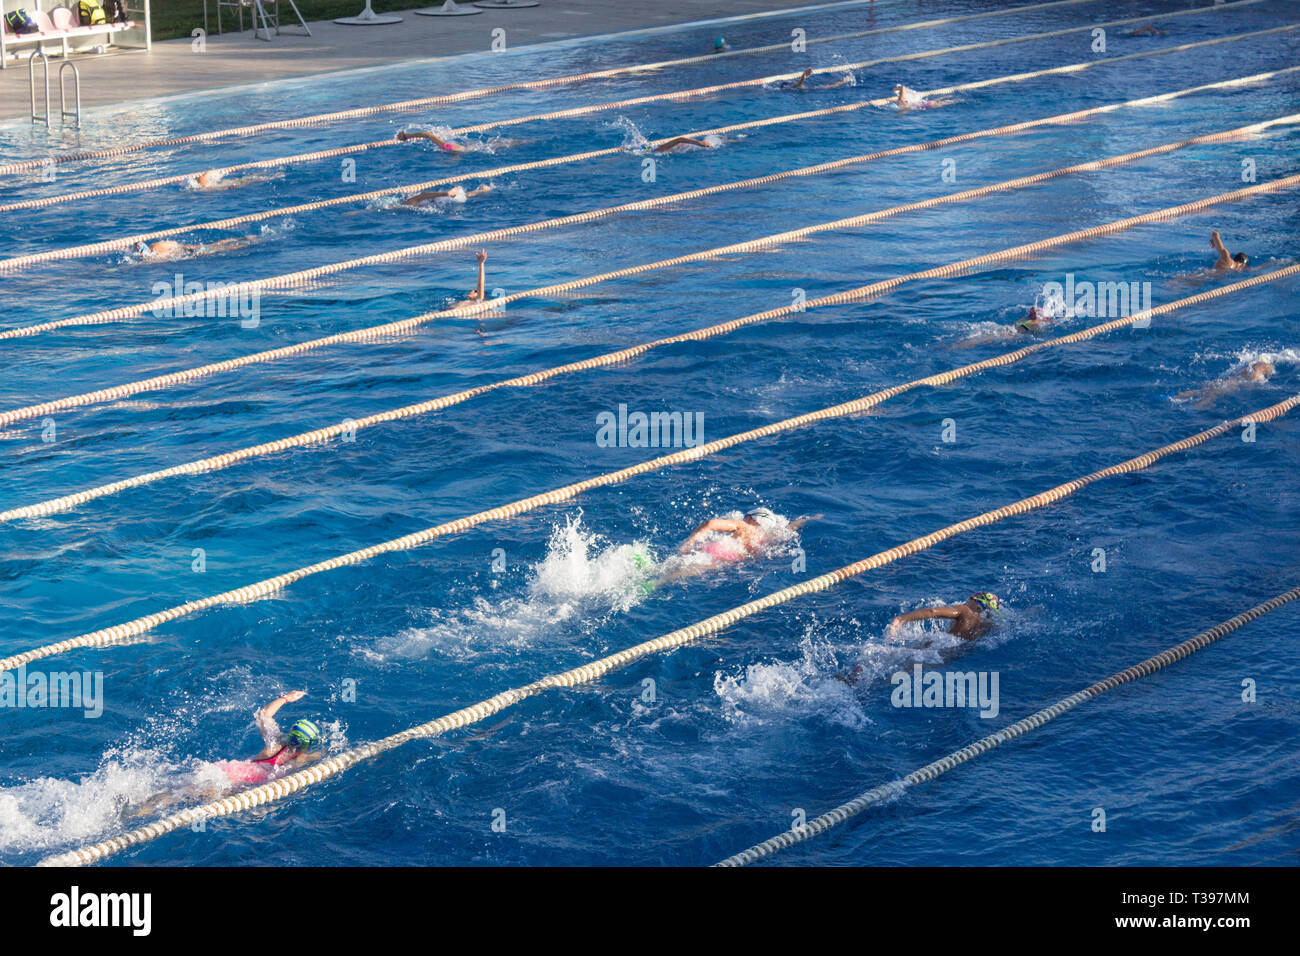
151;1;423;42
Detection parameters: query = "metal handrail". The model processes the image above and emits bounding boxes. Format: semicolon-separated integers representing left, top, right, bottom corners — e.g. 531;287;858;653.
59;61;81;127
29;49;49;125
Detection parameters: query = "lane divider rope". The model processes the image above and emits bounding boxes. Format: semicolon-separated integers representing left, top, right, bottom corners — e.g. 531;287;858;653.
2;172;1296;431
1;17;1289;216
3;231;1297;672
6;247;1297;524
715;585;1300;866
35;397;1299;867
4;64;1293;273
0;0;1109;176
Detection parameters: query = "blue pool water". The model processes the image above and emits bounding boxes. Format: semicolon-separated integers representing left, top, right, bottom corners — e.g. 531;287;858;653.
1;0;1298;866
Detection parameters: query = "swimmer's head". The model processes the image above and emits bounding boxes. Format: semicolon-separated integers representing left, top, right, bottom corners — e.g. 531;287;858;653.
1250;360;1275;379
1232;252;1249;267
286;719;322;753
714;37;727;50
131;240;149;256
969;592;1001;615
744;507;776;526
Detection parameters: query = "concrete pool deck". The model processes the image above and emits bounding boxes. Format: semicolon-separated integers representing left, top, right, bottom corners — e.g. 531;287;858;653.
0;0;874;121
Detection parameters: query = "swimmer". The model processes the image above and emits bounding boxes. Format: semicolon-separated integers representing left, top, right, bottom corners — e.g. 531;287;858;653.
1015;292;1068;334
889;592;1001;642
1173;360;1275;407
1210;230;1249;271
190;169;281;190
401;183;493;206
463;248;488;304
131;235;258;261
397;129;467;153
1015;305;1054;334
891;83;953;110
214;690;323;788
676;507;820;564
783;68;855;90
1128;24;1166;37
712;36;729;54
651;135;720;153
120;690;324;819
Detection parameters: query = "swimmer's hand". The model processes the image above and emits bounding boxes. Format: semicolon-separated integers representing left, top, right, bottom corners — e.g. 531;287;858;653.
476;249;487;265
281;690;307;703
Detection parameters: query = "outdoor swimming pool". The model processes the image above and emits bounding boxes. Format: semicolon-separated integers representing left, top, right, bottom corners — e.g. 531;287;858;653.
0;0;1297;866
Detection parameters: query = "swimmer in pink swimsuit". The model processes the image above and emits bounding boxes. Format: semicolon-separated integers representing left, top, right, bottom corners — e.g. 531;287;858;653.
676;507;822;569
120;690;325;820
396;129;467;152
216;690;323;787
891;84;954;111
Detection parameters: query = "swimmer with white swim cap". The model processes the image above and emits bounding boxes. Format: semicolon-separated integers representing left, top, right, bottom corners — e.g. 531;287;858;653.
401;183;493;206
131;235;259;261
676;507;820;564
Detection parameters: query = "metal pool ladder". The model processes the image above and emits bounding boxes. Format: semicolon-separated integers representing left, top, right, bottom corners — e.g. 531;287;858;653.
29;51;81;128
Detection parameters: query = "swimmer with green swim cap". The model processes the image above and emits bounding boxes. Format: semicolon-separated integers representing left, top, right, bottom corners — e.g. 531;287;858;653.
213;690;325;787
889;592;1002;641
120;689;326;818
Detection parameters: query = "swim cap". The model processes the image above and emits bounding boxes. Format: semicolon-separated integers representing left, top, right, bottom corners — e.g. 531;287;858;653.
131;241;148;255
745;507;775;522
970;592;1001;614
287;719;322;751
714;37;726;48
1233;252;1248;266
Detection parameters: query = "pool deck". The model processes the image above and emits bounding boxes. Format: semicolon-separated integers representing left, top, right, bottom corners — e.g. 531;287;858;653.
0;0;866;121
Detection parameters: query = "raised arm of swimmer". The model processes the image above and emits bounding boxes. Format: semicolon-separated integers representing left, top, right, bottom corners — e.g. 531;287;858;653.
473;249;487;302
1210;230;1248;271
255;689;306;756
